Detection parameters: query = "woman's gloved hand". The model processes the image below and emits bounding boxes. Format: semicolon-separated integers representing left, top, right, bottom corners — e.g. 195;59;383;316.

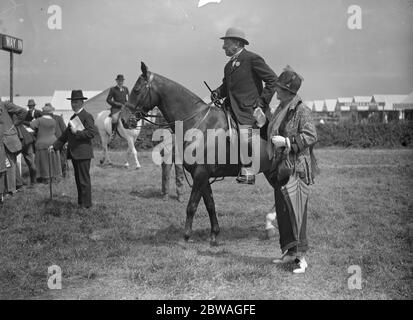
271;135;287;148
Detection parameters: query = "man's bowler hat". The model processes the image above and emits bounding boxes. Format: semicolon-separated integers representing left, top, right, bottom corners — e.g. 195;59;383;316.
67;90;88;101
116;74;125;81
27;99;36;107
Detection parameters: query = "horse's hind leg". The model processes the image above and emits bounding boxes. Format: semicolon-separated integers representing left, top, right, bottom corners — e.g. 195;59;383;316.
202;183;220;246
184;187;202;242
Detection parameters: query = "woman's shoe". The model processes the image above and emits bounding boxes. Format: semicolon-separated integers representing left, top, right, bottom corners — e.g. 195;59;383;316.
272;252;296;264
293;257;308;273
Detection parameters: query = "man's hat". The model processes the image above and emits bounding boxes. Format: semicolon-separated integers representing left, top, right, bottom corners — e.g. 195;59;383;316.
275;65;304;94
67;90;88;101
220;27;249;45
42;103;55;114
27;99;36;107
115;74;125;81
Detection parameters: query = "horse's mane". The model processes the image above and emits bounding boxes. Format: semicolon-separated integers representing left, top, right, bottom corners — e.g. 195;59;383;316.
155;73;207;107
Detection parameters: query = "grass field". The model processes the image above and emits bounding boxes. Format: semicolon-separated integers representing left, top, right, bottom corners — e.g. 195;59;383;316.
0;149;412;300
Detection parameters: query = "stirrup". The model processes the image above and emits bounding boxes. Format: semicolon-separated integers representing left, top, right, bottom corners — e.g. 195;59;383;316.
236;173;255;185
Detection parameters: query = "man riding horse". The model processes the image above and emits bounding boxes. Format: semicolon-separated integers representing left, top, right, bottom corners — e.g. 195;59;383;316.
211;27;278;185
106;74;129;142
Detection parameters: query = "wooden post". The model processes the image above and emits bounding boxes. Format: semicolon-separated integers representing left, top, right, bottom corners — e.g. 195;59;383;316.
10;51;13;102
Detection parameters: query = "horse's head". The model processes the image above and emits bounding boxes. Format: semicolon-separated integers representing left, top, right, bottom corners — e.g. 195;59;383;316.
127;62;159;120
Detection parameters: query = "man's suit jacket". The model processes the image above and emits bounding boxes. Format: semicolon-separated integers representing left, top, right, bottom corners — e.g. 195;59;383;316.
106;86;129;111
216;49;277;126
53;109;97;160
0;101;26;172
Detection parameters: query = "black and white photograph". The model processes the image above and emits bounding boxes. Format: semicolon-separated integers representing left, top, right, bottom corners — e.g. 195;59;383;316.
0;0;412;304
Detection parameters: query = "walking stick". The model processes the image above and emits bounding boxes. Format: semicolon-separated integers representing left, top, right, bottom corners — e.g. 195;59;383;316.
48;148;53;200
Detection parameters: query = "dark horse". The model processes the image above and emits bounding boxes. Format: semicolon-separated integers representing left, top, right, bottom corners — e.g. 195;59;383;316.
127;62;277;246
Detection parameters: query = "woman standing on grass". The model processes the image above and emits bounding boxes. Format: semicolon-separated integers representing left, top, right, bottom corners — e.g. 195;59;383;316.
30;104;62;184
268;66;318;274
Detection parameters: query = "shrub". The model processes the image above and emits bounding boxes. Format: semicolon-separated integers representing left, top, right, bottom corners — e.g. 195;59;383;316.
93;121;413;151
315;121;413;148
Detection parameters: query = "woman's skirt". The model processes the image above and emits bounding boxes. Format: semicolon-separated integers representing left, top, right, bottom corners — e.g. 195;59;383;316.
35;149;62;179
1;152;17;194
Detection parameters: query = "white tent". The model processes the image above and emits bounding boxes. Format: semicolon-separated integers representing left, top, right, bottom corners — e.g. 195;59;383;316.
353;96;372;111
337;97;352;112
383;94;408;111
394;92;413;110
313;100;324;112
324;99;337;112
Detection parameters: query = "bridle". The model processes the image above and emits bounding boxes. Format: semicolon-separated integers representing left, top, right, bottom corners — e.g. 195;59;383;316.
129;72;213;130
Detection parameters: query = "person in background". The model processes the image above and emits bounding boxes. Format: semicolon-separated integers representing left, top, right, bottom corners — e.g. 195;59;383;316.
30;104;62;184
23;99;42;125
50;90;97;209
50;104;68;178
268;66;318;274
0;100;26;204
161;131;184;203
106;74;129;142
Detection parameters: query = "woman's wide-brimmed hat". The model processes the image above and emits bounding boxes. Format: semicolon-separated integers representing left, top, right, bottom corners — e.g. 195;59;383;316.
27;99;36;107
220;27;249;45
115;74;125;81
275;65;304;94
67;90;88;101
42;103;55;114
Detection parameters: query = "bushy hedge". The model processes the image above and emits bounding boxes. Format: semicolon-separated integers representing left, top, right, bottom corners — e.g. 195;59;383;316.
315;121;413;148
93;121;413;150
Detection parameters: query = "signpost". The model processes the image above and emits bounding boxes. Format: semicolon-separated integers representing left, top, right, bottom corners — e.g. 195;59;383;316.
0;34;23;102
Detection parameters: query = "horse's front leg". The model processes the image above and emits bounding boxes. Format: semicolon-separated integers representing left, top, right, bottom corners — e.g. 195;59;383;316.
131;144;141;169
126;135;141;169
184;187;202;242
202;183;220;246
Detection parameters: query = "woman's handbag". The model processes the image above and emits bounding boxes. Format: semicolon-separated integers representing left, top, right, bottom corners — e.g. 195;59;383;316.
277;153;294;181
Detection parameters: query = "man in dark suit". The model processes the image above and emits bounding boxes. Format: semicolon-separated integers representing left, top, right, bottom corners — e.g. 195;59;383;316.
106;74;129;141
23;99;42;125
1;100;26;202
50;90;97;209
212;27;277;184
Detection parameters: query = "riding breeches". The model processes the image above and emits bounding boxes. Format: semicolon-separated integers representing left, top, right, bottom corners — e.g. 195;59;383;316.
110;110;121;124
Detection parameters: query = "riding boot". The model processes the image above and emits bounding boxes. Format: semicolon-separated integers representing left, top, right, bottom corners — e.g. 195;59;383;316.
110;123;117;143
236;126;256;185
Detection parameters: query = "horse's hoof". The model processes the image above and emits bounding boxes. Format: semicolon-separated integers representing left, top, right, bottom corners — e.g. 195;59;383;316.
135;166;141;170
184;234;193;242
124;164;130;169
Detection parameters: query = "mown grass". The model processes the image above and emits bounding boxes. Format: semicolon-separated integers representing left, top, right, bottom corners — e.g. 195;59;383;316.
0;149;412;300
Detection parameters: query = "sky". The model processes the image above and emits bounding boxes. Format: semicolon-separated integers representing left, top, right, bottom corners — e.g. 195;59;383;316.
0;0;412;102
